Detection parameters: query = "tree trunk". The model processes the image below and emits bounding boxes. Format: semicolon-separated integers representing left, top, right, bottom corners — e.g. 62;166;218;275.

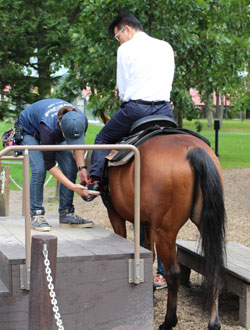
37;56;52;98
147;0;154;36
175;107;183;128
219;94;225;128
215;92;220;118
204;92;213;128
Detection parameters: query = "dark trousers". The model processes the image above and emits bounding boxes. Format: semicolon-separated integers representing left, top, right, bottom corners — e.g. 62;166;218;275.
90;101;173;179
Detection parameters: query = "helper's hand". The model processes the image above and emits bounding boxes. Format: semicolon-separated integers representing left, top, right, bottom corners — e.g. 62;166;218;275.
72;183;89;197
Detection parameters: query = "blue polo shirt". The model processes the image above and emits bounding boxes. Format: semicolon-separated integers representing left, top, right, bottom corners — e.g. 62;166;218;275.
19;98;85;139
19;98;87;170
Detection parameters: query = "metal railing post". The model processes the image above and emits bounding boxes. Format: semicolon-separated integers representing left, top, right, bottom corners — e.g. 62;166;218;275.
132;147;142;284
23;149;31;267
22;155;26;216
19;148;31;290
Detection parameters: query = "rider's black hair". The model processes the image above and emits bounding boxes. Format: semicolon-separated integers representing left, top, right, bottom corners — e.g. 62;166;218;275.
108;13;143;36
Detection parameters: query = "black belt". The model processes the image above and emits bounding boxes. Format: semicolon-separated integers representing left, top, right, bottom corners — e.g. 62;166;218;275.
129;99;167;106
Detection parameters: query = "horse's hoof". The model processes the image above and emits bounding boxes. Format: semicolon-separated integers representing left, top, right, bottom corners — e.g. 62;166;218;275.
158;322;173;330
208;320;221;330
159;315;178;330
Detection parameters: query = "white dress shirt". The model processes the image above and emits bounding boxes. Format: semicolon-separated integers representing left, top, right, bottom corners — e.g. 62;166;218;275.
117;32;175;102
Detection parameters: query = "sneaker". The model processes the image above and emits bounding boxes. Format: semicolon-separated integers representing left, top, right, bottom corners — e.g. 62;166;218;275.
153;275;168;290
31;215;51;232
59;212;94;228
81;195;96;202
85;179;101;196
80;179;101;202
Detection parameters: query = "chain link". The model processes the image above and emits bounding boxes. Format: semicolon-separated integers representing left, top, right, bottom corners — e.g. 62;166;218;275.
43;244;64;330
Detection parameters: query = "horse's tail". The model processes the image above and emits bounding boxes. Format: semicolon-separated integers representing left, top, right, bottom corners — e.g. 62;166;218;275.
186;147;226;303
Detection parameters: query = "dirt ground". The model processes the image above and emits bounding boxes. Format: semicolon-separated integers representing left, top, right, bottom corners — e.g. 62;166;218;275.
10;168;250;329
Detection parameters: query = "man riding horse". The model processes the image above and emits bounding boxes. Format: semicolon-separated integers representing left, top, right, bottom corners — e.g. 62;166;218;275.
83;12;175;197
83;13;226;330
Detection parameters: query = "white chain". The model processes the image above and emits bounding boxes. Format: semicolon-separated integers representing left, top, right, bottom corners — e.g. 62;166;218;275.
42;244;64;330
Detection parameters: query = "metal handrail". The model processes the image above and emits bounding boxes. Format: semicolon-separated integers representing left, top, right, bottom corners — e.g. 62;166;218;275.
0;144;141;283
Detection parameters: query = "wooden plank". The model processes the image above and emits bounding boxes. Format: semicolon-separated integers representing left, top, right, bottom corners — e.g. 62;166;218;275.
0;216;153;330
0;277;8;295
239;285;250;328
53;258;153;330
0;217;151;265
177;240;250;329
177;240;250;283
0;216;27;245
0;167;10;216
0;235;26;263
29;235;57;330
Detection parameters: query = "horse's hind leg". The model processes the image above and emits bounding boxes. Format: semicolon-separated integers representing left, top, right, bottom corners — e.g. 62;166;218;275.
155;233;180;330
107;208;127;238
208;295;221;330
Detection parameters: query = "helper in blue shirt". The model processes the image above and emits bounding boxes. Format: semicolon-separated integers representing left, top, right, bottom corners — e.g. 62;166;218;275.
19;98;94;231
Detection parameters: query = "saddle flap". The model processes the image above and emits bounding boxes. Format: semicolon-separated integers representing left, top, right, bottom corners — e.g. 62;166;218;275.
106;150;118;161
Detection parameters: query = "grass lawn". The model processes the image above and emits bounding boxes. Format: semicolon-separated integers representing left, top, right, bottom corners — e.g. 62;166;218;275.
85;124;103;144
197;131;250;169
183;119;250;169
183;118;250;134
0;119;249;190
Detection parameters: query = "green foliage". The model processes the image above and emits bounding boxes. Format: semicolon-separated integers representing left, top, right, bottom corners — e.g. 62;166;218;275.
171;87;198;127
0;0;81;117
0;0;249;124
55;0;131;117
65;0;249;122
194;120;203;132
227;74;250;116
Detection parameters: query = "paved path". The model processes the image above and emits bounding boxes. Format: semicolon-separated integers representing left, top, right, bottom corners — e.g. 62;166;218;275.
9;189;58;216
9;190;23;216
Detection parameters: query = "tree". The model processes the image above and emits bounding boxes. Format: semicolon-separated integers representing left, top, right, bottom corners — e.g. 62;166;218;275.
56;0;210;122
0;0;81;119
56;0;249;128
1;0;249;127
54;0;135;115
190;0;250;126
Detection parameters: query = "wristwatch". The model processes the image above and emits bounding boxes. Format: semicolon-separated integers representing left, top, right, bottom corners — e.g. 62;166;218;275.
78;165;87;171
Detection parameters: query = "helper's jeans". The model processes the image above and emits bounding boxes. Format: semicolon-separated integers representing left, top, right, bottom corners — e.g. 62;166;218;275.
22;134;77;216
90;101;173;179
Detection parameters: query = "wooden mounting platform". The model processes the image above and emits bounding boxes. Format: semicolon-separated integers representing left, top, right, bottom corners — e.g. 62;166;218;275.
177;240;250;329
0;216;153;330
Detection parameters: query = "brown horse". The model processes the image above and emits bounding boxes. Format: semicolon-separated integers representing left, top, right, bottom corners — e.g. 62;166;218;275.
103;133;226;330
